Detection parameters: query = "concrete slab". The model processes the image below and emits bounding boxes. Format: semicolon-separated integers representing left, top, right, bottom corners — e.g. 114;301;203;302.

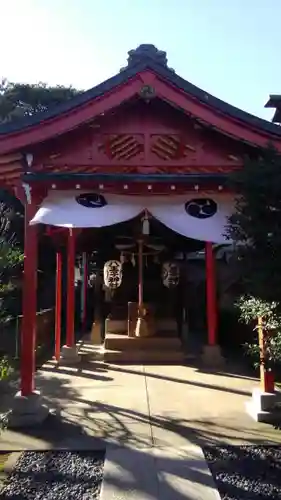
100;446;220;500
100;446;158;500
56;410;153;448
144;363;257;423
153;447;220;500
2;351;281;453
150;414;281;447
0;430;55;451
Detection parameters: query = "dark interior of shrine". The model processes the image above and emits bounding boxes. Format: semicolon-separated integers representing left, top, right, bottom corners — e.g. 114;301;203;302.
76;215;205;325
77;215;205;260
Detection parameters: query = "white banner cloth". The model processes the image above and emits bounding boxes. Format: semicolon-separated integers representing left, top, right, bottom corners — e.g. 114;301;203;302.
31;191;143;228
30;190;235;243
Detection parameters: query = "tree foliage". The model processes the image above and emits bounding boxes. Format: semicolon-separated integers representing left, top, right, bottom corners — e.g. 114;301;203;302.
0;206;21;432
0;79;81;123
227;147;281;306
0;203;23;323
227;147;281;366
0;80;83;398
237;296;281;369
0;80;82;313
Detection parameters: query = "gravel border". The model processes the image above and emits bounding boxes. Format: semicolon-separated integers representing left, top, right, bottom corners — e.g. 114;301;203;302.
203;445;281;500
0;450;105;499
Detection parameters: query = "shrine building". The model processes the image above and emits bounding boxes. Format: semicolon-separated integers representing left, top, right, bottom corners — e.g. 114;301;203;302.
1;44;281;425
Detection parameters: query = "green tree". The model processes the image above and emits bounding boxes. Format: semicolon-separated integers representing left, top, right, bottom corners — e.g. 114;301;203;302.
227;147;281;306
227;147;281;366
0;204;22;431
0;80;81;313
0;80;81;407
0;203;24;322
237;296;281;370
0;80;81;123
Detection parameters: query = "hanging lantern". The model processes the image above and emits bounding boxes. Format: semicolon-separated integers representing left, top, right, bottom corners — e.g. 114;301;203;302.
162;261;180;288
103;260;122;289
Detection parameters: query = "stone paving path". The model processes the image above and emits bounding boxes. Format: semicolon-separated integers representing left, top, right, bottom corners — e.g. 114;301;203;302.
1;340;281;498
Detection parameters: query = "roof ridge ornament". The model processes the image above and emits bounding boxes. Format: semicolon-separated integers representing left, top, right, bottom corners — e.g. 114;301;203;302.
120;44;175;72
128;44;168;66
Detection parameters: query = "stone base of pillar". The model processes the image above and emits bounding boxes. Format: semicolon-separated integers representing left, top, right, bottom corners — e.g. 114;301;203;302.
60;345;81;364
201;344;225;368
5;390;49;428
245;388;281;423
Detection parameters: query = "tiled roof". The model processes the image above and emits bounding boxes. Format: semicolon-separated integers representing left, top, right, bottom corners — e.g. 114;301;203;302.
0;44;280;137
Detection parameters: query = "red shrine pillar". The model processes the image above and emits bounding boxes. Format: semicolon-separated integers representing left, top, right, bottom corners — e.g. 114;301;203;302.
202;241;224;366
60;228;80;363
20;204;38;396
9;199;49;427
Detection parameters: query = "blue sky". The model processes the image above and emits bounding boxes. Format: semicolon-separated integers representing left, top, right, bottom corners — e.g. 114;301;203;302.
1;0;280;121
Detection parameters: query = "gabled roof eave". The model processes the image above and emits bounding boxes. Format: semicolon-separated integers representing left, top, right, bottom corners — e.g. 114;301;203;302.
0;56;280;149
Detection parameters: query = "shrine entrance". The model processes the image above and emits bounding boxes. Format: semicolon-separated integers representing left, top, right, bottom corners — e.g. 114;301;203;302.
77;213;205;363
3;42;279;423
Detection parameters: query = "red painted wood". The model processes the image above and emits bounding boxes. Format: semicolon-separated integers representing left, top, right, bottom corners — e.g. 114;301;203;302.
46;226;67;237
264;371;275;393
205;241;217;346
55;251;62;361
0;78;142;154
26;182;233;196
30;104;244;172
20;204;38;396
37;159;240;171
0;70;280;156
152;76;281;150
66;229;75;347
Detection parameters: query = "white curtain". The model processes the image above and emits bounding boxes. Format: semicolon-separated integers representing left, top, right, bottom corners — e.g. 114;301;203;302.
30;190;234;243
31;191;144;228
148;195;233;244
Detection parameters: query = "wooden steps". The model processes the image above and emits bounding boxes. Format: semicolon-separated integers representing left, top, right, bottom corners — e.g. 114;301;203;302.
103;333;185;364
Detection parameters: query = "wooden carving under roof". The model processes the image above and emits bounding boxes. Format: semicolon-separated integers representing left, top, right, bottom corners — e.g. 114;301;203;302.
28;100;245;176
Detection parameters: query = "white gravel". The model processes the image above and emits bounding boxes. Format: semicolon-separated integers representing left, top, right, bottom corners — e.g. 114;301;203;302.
203;445;281;500
0;450;105;499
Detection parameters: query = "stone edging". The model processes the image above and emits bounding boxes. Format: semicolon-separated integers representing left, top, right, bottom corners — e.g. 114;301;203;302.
0;451;22;493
